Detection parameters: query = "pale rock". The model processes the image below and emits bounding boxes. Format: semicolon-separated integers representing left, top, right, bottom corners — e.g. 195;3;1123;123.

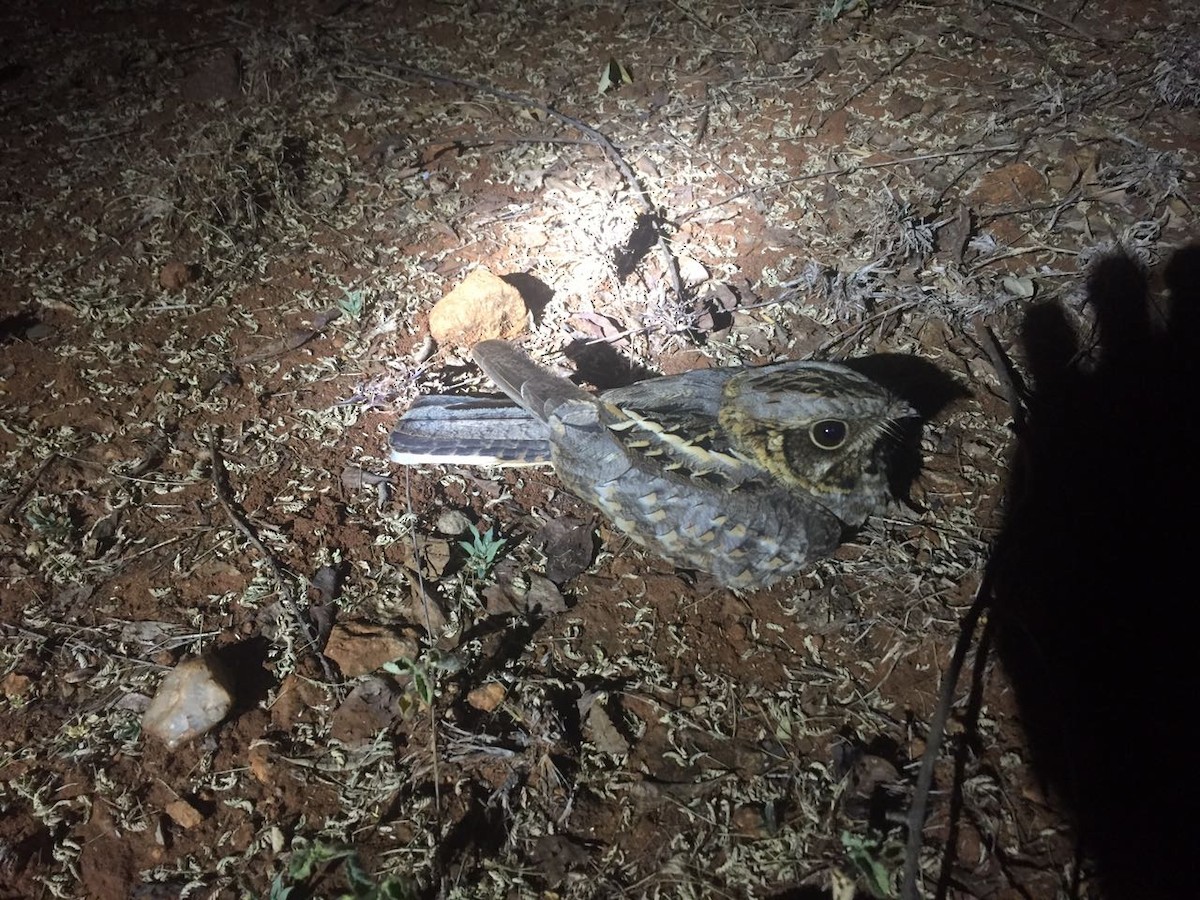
677;255;709;287
467;681;506;712
164;798;204;829
435;509;472;536
585;703;630;755
142;655;235;749
330;677;403;744
428;268;528;347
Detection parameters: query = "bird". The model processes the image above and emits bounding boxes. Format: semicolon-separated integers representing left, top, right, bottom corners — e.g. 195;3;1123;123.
389;340;919;588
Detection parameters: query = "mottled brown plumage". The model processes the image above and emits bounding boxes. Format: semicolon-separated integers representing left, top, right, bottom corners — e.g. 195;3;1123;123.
389;340;917;588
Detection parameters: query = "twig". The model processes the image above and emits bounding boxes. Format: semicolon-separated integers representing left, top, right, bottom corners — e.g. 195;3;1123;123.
901;570;992;900
816;304;916;355
971;317;1027;431
403;465;445;887
990;0;1102;44
355;61;686;304
684;145;1021;221
0;452;58;524
232;307;342;365
207;429;338;684
902;319;1026;897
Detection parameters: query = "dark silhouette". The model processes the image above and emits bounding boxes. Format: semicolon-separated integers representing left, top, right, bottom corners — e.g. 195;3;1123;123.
989;244;1200;898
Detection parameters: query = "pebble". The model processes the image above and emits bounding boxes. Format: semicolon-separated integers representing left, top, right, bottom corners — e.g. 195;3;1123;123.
141;654;235;749
323;621;420;678
428;267;527;347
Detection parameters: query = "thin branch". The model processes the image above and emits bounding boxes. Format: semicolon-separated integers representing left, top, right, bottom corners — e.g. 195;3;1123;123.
684;145;1021;221
813;47;916;133
404;465;446;888
972;317;1028;431
901;571;992;900
1;452;58;525
990;0;1103;45
902;316;1027;897
208;429;338;684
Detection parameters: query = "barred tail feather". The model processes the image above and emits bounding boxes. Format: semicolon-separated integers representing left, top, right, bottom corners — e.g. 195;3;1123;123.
388;395;552;466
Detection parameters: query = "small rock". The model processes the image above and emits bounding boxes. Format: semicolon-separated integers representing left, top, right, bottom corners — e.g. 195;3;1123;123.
968;162;1048;208
2;672;32;699
731;804;771;839
158;260;198;292
181;47;241;103
25;322;55;341
324;621;419;678
677;255;709;287
585;703;630;755
537;518;597;588
758;37;797;65
164;798;204;829
247;741;276;784
428;268;528;347
394;535;452;579
330;677;403;744
142;654;235;749
422;539;452;577
484;563;569;616
269;672;328;730
467;681;506;712
435;509;472;536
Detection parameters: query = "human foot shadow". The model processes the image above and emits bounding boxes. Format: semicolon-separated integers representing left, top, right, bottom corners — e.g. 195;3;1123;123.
988;243;1200;898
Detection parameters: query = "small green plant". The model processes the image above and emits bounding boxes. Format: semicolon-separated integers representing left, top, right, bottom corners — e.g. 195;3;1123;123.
381;649;466;715
458;523;507;582
840;829;901;899
270;842;415;900
25;500;73;542
337;287;366;320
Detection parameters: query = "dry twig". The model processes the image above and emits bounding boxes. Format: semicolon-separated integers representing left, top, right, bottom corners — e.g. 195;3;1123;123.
207;429;338;684
902;321;1025;898
901;572;991;900
990;0;1102;45
0;452;58;525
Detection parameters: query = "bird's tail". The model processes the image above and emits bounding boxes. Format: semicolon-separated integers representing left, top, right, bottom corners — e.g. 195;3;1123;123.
471;340;594;422
388;395;552;465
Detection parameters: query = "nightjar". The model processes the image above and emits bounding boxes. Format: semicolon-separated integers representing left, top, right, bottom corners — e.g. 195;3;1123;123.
390;340;918;588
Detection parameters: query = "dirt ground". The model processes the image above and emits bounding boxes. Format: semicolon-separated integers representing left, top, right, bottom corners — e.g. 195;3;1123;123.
1;1;1197;898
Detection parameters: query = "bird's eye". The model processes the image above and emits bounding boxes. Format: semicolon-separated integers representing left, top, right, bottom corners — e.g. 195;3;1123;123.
810;419;848;449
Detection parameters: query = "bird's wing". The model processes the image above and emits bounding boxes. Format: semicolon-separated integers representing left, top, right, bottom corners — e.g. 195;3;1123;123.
389;341;595;466
595;367;760;484
599;367;733;418
471;340;595;422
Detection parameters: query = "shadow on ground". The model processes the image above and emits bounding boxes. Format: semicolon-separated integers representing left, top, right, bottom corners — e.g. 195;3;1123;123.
988;244;1200;898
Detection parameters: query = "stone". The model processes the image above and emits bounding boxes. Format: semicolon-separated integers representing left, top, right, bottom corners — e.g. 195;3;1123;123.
324;621;419;678
1;672;32;699
428;268;527;347
330;677;403;744
435;508;472;536
466;681;506;712
164;798;204;829
158;261;198;291
142;655;235;749
968;162;1048;208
